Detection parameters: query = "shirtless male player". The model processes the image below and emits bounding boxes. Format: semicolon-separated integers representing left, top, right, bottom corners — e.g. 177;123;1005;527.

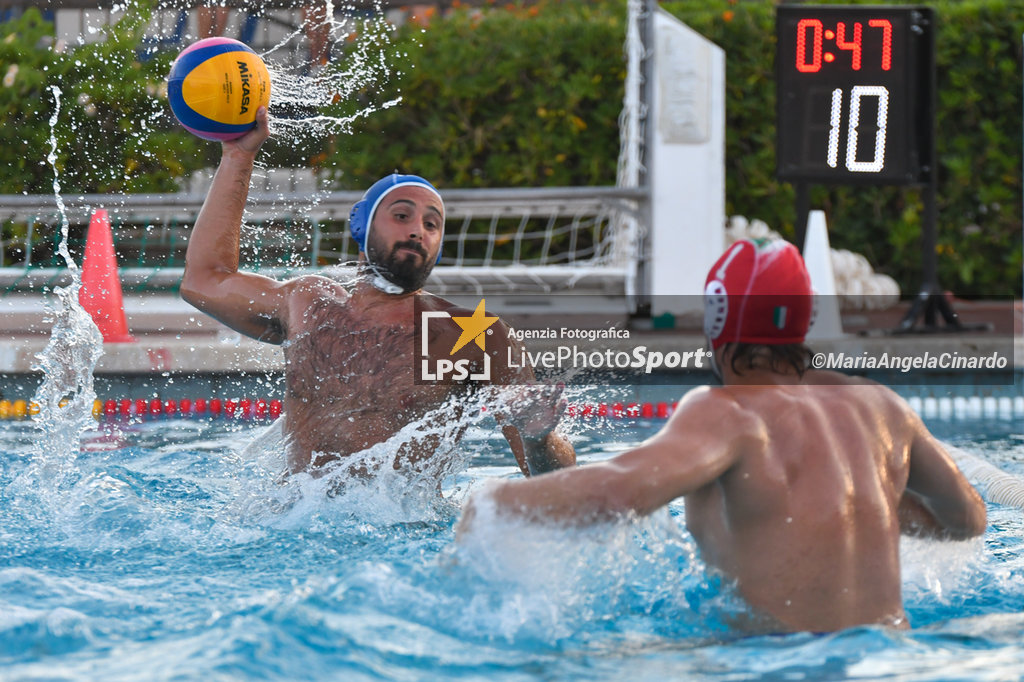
459;238;986;633
181;108;575;476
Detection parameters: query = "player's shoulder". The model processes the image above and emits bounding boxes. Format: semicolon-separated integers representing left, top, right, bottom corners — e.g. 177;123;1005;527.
812;369;906;399
283;273;348;297
804;369;916;421
669;386;769;442
677;385;758;421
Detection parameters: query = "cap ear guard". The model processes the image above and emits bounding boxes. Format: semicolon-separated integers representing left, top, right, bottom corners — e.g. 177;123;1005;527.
349;199;370;251
704;279;729;342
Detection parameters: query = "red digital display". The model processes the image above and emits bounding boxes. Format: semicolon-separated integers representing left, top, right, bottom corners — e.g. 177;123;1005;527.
794;19;892;73
776;6;933;185
795;19;822;73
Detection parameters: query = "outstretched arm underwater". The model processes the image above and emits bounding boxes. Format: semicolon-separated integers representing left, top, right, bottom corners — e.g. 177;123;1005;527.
458;386;743;535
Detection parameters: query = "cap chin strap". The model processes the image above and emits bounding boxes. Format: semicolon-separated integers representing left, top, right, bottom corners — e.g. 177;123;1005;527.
371;273;403;296
364;261;405;295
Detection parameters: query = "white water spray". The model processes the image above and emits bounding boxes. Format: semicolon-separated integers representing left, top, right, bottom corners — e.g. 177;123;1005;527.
252;1;403;141
25;85;104;485
232;1;407;271
230;382;584;529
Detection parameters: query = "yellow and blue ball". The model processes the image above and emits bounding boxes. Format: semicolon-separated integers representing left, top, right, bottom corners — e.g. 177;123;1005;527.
167;37;271;142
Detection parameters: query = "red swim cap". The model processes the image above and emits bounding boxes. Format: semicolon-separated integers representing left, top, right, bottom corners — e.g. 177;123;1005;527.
704;239;813;350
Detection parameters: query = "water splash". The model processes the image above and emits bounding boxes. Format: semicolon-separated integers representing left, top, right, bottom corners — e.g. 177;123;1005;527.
262;1;403;140
230;391;495;529
226;381;595;531
449;492;713;643
227;1;406;270
22;86;104;488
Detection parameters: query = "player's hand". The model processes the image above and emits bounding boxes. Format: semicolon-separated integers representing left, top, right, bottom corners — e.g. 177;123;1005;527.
507;382;566;441
224;106;270;156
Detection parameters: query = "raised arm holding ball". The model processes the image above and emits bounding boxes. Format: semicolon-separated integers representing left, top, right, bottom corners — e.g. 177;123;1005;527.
179;102;574;478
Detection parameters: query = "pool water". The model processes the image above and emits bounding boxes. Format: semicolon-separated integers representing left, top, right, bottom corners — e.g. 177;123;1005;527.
0;399;1022;680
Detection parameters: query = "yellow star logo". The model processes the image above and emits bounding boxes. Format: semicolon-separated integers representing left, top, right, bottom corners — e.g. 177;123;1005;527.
450;299;499;354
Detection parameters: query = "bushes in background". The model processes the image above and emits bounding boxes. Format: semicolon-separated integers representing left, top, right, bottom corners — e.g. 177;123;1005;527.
0;5;208;194
0;0;1020;295
321;0;626;189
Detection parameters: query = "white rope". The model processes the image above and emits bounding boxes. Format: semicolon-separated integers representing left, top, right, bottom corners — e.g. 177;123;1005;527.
906;395;1024;421
947;444;1024;510
610;0;646;279
617;0;645;190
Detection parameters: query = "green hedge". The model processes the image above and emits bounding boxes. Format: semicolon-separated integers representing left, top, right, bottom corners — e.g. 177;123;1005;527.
1;0;1020;295
321;0;626;189
0;5;208;194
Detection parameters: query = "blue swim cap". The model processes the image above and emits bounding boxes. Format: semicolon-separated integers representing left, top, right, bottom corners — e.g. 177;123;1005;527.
349;174;444;264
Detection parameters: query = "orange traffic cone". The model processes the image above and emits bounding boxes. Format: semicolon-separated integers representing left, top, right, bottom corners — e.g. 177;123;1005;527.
79;208;135;343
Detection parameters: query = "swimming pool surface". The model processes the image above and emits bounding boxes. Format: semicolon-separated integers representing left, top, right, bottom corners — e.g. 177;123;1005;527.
1;393;1022;681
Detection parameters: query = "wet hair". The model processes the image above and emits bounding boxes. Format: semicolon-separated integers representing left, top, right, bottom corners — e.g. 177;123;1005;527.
724;342;813;378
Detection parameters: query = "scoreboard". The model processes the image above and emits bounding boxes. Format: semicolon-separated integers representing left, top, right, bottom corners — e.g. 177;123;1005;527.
776;6;934;185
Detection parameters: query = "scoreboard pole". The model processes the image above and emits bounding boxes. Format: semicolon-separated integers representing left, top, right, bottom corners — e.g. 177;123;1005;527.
898;5;951;331
794;181;810;253
894;10;984;332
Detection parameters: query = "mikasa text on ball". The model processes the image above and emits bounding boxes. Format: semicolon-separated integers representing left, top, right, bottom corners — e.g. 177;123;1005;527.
167;37;271;142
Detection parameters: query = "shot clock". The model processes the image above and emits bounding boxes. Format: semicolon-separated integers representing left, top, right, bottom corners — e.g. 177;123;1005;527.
776;6;934;185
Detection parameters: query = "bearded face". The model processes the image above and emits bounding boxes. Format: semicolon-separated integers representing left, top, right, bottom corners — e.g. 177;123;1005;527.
365;232;435;294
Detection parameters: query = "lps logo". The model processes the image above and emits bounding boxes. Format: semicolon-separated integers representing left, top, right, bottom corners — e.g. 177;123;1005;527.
421;299;497;381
